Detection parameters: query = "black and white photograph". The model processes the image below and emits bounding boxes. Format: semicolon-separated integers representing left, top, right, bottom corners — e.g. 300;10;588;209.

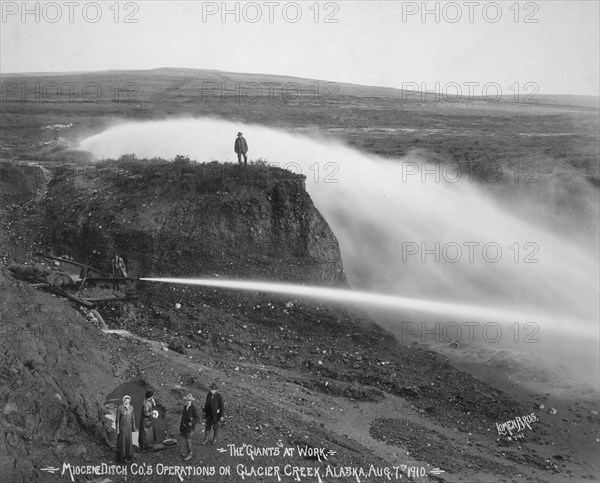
1;1;599;482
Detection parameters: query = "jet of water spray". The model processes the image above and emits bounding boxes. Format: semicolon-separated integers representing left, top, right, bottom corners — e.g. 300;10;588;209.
140;277;587;334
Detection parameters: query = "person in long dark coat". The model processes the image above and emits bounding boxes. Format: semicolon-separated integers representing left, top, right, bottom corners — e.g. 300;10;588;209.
179;394;200;461
201;383;224;445
116;395;136;462
139;390;156;451
234;132;249;166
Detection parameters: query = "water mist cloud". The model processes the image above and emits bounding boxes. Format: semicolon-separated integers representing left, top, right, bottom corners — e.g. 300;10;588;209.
79;117;599;324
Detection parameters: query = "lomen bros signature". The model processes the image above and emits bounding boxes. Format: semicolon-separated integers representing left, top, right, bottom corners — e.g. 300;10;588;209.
496;413;538;436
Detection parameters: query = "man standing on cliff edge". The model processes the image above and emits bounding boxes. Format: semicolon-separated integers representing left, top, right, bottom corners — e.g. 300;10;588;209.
234;132;248;166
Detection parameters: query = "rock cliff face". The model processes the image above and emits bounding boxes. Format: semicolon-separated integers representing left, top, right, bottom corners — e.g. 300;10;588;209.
44;159;346;285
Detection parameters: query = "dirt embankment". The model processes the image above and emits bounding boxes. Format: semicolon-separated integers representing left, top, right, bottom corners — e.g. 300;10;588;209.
0;267;118;481
43;158;345;285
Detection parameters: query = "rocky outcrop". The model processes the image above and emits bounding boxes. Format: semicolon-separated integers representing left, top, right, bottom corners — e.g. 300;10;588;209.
44;159;346;285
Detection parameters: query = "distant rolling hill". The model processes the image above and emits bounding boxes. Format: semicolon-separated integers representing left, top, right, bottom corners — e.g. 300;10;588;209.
1;68;598;179
2;67;598;107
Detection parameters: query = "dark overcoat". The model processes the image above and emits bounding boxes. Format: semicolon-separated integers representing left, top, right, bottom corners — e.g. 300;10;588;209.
203;392;224;421
179;403;200;435
234;137;248;154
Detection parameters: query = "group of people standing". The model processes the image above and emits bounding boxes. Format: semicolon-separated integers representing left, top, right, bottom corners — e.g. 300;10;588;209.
115;384;224;463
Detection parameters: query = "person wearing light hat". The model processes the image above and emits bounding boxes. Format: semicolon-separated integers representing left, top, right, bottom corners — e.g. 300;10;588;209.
234;132;249;166
201;383;224;445
180;394;200;461
116;395;136;463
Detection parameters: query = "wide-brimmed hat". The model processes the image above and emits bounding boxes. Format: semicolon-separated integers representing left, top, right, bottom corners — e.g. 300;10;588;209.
183;394;195;401
210;383;217;390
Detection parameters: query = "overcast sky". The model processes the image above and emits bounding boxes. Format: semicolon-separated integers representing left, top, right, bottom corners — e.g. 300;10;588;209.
1;1;598;95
